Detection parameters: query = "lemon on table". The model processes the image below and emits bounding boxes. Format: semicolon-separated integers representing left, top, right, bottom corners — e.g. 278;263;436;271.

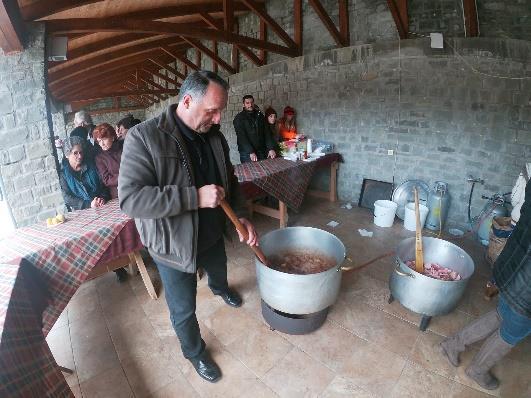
56;214;65;222
46;218;53;226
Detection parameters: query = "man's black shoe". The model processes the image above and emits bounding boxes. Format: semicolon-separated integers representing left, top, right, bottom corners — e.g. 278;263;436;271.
216;289;242;307
190;356;221;383
114;268;128;283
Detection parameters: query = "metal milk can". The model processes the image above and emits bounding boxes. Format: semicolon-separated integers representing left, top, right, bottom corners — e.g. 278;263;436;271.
425;181;451;231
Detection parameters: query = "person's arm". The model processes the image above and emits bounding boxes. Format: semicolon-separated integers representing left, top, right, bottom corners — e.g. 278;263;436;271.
118;125;198;219
233;114;255;155
59;172;91;210
95;154;119;189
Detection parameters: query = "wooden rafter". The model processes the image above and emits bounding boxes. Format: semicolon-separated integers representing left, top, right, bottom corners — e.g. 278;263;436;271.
259;19;267;63
182;37;236;74
20;0;104;21
46;18;297;57
127;80;166;101
143;66;180;88
70;89;179;103
148;58;186;80
212;40;219;73
160;46;199;71
67;33;155;59
199;12;263;66
232;21;239;72
241;0;297;49
223;0;234;32
339;0;349;46
294;0;302;53
308;0;349;47
68;104;146;116
387;0;408;39
0;0;25;54
463;0;479;37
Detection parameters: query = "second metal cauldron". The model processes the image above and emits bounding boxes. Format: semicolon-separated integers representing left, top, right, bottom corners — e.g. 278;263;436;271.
389;237;474;317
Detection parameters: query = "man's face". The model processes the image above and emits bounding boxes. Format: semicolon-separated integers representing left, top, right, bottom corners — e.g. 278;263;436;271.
243;98;254;112
183;83;228;133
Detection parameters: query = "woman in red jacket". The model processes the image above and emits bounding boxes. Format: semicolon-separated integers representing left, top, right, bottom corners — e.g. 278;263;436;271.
93;123;123;199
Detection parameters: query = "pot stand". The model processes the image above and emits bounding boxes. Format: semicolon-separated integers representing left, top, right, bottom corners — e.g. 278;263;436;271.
261;300;328;335
388;294;432;331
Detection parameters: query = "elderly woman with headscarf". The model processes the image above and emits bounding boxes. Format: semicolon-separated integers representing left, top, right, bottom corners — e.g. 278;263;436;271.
59;136;109;210
93;123;123;199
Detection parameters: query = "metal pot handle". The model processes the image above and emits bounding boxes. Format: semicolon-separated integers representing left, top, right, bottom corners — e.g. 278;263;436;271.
394;260;415;278
338;256;354;272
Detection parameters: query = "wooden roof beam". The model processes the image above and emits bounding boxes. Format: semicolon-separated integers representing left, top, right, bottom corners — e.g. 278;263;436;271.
46;18;298;57
241;0;297;49
308;0;349;47
70;89;179;103
294;0;302;54
387;0;408;40
148;58;186;80
199;12;263;66
160;46;200;71
20;0;104;21
0;1;25;54
68;104;146;117
126;80;167;102
223;0;234;32
181;37;235;74
142;66;181;87
463;0;479;37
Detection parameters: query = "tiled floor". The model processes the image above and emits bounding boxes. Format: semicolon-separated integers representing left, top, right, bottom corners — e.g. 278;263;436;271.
47;197;530;397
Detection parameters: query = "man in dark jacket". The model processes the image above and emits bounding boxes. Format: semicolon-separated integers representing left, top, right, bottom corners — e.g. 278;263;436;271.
233;95;276;163
118;71;258;383
440;180;530;390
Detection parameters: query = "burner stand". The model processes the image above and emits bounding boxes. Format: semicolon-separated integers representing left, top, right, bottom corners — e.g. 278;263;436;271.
261;299;328;335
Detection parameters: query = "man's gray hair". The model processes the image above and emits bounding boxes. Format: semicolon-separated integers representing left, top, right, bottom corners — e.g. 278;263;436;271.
177;70;229;103
63;136;85;157
74;110;93;126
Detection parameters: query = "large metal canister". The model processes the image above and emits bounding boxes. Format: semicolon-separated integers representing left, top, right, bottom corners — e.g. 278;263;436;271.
425;182;451;231
476;196;509;244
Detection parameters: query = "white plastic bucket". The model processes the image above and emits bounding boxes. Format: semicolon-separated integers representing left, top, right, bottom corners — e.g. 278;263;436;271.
374;200;398;227
404;202;429;231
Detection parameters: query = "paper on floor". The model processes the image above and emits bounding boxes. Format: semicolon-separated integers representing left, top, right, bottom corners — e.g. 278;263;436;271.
358;229;373;237
326;220;340;227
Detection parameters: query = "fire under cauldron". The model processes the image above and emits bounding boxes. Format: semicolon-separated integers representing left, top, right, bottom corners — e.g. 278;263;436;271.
256;227;347;335
389;237;475;331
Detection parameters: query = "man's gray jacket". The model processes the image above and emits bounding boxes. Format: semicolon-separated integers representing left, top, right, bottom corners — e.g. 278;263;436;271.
118;104;247;273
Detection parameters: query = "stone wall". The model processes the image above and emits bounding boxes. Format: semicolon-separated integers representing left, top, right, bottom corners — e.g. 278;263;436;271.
0;24;64;227
478;0;531;42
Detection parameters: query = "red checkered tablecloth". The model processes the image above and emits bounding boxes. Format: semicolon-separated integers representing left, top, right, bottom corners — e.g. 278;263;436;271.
0;199;130;335
234;153;340;211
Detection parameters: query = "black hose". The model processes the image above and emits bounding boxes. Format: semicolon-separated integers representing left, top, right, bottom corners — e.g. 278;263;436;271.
468;182;476;225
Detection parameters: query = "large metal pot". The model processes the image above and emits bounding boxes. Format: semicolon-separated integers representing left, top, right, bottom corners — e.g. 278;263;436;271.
389;237;474;316
256;227;346;315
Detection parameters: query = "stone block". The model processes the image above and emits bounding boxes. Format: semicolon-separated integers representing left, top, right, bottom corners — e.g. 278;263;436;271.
0;127;29;149
8;145;25;163
0;92;13;116
15;107;46;126
40;191;64;208
14;174;36;190
26;140;52;160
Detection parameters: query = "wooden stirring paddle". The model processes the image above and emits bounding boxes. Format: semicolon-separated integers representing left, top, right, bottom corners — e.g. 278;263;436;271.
219;199;269;266
414;188;424;274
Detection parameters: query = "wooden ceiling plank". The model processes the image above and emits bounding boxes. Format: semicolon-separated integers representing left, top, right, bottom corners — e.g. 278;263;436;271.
21;0;104;21
463;0;479;37
148;58;186;80
199;12;263;66
294;0;302;54
67;33;154;60
240;0;297;49
138;75;167;91
46;18;297;57
49;37;185;85
70;104;146;117
308;0;345;47
386;0;408;39
0;1;25;54
160;46;200;71
70;89;179;103
259;19;267;63
182;37;235;74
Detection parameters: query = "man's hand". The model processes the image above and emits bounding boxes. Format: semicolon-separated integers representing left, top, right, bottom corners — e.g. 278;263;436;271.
267;150;277;159
91;197;105;208
250;153;258;162
198;185;225;208
237;218;258;246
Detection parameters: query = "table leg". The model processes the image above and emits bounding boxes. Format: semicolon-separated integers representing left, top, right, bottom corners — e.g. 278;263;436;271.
129;251;158;299
279;201;288;228
330;161;338;202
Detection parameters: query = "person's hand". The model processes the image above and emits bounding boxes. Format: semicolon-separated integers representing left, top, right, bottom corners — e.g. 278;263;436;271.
250;153;258;162
237;218;258;246
267;150;277;159
198;185;225;208
91;197;105;208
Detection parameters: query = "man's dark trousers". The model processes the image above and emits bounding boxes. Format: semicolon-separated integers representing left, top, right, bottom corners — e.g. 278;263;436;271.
154;238;229;359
